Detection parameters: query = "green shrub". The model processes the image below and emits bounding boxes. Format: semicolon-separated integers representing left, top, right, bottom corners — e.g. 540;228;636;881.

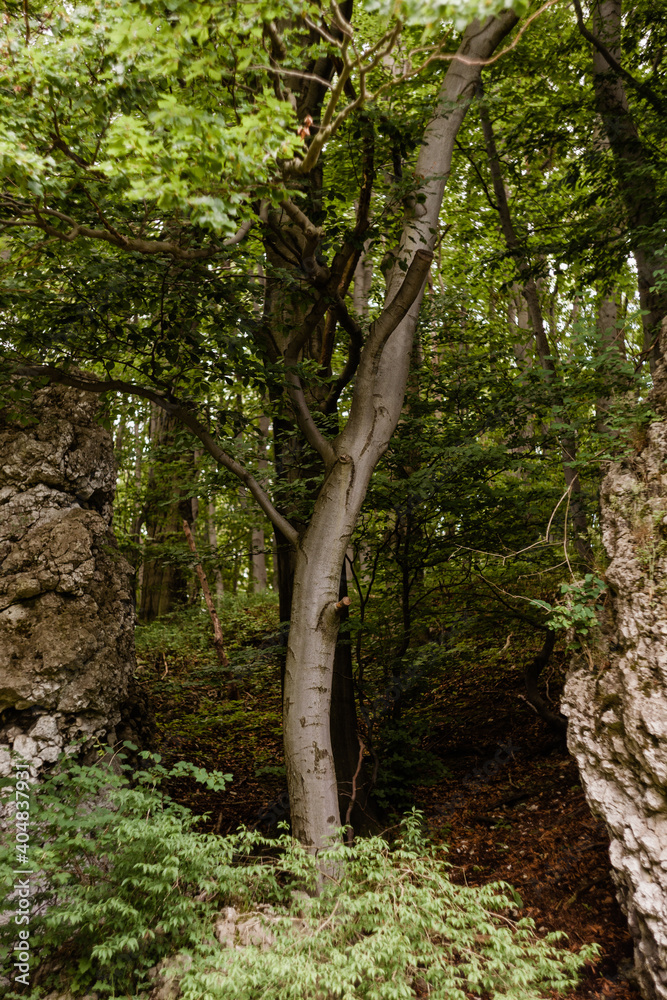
181;814;598;1000
1;756;597;1000
0;748;244;997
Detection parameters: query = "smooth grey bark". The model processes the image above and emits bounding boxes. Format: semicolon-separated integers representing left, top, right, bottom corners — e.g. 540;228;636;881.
283;10;519;851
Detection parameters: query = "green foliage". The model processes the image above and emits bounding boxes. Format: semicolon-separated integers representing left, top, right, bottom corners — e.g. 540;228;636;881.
529;574;606;638
0;0;311;232
1;754;598;998
135;594;279;663
179;812;597;1000
0;747;237;997
365;0;529;33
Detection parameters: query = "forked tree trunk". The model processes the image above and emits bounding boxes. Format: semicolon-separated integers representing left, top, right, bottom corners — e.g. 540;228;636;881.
562;324;667;1000
282;11;519;852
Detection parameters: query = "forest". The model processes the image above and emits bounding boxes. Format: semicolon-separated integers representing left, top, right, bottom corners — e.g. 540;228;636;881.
0;0;666;998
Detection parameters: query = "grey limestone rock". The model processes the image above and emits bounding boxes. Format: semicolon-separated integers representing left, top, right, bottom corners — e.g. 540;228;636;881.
0;382;141;774
563;347;667;1000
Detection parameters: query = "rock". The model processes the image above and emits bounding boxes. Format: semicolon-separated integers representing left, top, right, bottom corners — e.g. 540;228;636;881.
563;334;667;1000
236;914;275;950
13;735;38;760
0;383;149;781
213;904;306;952
214;906;239;947
29;715;61;742
148;952;193;1000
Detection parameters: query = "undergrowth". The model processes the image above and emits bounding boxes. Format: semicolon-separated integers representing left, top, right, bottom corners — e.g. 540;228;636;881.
0;749;598;1000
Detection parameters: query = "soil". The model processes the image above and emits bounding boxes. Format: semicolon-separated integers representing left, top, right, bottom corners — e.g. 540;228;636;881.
140;626;641;1000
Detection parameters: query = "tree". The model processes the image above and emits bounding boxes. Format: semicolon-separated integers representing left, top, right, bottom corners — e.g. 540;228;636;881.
0;0;522;852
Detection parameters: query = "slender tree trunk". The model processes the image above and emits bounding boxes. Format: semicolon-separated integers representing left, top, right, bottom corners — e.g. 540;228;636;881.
251;415;270;592
589;0;667;369
140;406;192;621
478;93;593;565
182;519;229;666
129;420;144;604
595;293;624;435
206;500;225;600
282;11;519;851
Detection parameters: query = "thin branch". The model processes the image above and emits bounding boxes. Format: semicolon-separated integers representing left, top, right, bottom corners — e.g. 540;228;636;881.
11;365;299;546
477;572;550;631
364;249;433;360
0;199;221;261
250;64;334;89
344;735;365;845
285;367;337;468
222;215;255;247
455;138;498;210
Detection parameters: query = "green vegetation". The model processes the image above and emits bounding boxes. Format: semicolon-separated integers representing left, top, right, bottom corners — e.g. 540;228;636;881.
0;752;597;1000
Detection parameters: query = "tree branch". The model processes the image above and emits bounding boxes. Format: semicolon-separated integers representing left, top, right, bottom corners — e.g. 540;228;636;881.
364;249;433;359
324;294;364;413
0;198;222;261
572;0;666;117
285;367;337;468
11;364;299;546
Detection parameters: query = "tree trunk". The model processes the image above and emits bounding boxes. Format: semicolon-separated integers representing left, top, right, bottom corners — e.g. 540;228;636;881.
595;292;624;436
250;415;270;592
524;631;566;734
182;518;229;666
139;405;191;621
282;11;519;852
330;565;377;835
562;323;667;1000
206;500;225;600
589;0;667;368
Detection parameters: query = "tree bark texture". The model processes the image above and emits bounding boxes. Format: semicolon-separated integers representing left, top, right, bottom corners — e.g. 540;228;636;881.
0;383;145;780
562;323;667;1000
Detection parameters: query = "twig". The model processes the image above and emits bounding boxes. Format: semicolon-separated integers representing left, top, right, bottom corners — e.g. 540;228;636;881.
344;735;365;844
182;519;229;667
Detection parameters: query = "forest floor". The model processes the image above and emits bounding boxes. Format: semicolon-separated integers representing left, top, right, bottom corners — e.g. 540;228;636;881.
135;600;641;1000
